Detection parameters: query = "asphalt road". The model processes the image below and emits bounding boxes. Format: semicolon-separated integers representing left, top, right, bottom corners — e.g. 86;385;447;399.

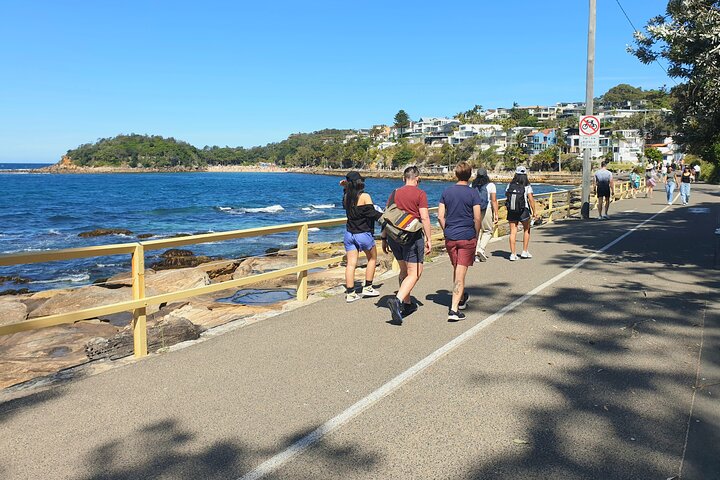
1;183;718;480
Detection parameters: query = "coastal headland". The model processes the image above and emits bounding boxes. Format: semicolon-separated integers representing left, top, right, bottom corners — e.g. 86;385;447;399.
36;157;583;185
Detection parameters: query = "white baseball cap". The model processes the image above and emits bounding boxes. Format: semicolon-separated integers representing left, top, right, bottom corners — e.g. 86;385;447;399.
515;166;527;174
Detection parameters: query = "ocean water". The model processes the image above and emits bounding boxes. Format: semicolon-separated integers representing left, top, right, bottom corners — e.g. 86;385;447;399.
0;171;570;290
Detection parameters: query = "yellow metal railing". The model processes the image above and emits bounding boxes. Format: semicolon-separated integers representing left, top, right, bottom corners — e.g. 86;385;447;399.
0;179;643;358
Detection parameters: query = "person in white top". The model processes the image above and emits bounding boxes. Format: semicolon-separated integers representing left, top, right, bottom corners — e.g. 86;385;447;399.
693;163;701;181
505;166;537;261
471;168;498;262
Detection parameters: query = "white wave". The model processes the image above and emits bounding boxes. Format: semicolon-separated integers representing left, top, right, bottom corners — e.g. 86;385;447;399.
48;229;62;235
244;204;284;213
301;207;313;212
95;263;122;268
310;204;335;209
308;227;320;232
217;204;284;215
31;273;91;284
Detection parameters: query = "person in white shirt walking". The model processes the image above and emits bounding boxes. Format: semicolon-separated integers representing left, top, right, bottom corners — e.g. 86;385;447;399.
471;168;498;262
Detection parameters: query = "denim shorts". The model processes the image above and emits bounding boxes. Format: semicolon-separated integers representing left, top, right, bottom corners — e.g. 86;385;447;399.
344;231;375;252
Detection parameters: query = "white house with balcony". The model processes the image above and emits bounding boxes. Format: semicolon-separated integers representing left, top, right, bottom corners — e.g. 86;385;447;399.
411;117;460;135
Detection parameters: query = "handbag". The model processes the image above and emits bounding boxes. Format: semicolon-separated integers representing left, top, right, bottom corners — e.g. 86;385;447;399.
379;190;423;245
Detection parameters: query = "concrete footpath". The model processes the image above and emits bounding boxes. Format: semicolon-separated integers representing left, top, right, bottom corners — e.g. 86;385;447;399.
1;184;718;480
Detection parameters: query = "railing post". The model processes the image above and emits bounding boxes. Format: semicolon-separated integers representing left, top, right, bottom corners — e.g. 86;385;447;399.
566;190;572;218
547;192;554;224
296;224;309;301
131;243;147;358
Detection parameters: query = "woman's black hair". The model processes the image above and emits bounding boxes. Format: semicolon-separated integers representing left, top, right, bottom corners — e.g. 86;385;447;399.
472;171;490;189
342;178;365;211
510;173;530;187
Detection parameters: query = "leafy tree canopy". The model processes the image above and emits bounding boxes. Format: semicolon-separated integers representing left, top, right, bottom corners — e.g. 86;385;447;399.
630;0;720;178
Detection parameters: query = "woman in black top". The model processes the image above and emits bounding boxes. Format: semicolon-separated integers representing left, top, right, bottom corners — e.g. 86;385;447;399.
341;171;383;302
679;166;692;205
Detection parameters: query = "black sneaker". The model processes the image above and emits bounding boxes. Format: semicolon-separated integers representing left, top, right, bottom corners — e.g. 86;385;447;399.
402;302;418;317
448;310;466;322
458;292;469;310
387;297;403;325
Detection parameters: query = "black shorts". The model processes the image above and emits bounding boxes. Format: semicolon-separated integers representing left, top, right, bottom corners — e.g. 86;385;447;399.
387;233;425;264
507;208;531;223
597;186;611;198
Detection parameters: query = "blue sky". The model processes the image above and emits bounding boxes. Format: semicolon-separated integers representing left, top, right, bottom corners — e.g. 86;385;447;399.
0;0;672;163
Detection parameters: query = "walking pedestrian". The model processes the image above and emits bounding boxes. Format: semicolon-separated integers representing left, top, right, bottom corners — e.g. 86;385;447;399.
594;160;614;219
341;171;382;302
382;166;433;325
629;168;641;198
471;168;498;262
666;164;679;205
693;163;701;181
438;162;482;321
679;166;692;205
661;163;668;184
505;166;537;261
644;165;656;198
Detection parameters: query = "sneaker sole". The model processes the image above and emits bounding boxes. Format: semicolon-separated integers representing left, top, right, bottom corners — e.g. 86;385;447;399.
362;292;380;298
346;296;361;303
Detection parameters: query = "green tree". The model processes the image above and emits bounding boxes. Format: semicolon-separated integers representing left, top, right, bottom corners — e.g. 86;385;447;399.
644;147;663;163
631;0;720;179
394;110;411;138
393;143;415;169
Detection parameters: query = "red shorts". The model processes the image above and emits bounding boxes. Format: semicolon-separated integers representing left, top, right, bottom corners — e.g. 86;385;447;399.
445;238;477;267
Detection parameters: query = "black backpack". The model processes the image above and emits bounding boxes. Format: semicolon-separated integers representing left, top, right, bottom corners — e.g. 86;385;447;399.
505;183;525;214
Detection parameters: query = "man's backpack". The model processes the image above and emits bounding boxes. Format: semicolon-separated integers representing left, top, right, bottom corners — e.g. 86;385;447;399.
476;183;489;210
505;182;526;214
379;190;423;245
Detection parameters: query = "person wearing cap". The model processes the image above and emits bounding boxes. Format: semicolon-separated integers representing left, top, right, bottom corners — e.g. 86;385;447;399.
438;162;482;321
340;171;383;302
471;167;498;262
505;166;537;261
644;164;657;198
593;160;614;219
382;165;433;325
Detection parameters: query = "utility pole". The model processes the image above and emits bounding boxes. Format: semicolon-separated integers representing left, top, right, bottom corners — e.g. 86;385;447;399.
581;0;596;219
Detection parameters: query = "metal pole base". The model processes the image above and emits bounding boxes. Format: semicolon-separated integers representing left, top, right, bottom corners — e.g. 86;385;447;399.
581;202;591;219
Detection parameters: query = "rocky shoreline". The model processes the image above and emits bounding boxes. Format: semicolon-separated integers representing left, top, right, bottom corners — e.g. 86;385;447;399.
32;160;582;185
0;240;403;390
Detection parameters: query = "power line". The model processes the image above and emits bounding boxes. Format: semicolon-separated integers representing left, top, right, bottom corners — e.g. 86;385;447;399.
614;0;678;85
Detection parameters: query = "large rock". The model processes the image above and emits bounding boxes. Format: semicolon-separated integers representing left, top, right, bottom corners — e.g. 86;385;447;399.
196;260;240;282
149;248;213;270
27;286;160;319
78;228;133;238
143;268;210;294
0;300;28;326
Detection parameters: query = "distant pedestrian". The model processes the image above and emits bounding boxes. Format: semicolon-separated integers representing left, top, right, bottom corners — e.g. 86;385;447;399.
382;166;433;325
505;166;537;261
594;160;614;219
680;166;692;205
661;163;668;183
438;162;482;321
693;163;701;182
471;168;499;262
645;165;657;198
666;164;680;205
341;171;383;302
629;168;641;198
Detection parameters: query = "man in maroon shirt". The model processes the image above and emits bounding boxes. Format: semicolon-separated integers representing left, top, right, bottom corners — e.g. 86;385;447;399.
381;166;433;325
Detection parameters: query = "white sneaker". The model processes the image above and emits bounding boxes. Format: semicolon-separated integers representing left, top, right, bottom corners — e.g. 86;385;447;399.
346;292;361;303
361;285;380;297
520;251;533;259
475;250;487;262
509;253;519;261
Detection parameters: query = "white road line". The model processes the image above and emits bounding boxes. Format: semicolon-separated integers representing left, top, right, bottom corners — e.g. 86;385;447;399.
238;201;675;480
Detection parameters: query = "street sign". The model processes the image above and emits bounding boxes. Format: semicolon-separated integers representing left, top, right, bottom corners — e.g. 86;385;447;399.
579;115;600;136
579;115;600;150
579;135;599;149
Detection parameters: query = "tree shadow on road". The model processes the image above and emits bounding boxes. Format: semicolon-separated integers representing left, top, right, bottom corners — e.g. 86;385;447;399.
461;238;719;479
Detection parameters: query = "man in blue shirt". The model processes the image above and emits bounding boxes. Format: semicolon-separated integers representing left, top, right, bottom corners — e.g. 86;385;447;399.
594;160;614;219
438;161;482;321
